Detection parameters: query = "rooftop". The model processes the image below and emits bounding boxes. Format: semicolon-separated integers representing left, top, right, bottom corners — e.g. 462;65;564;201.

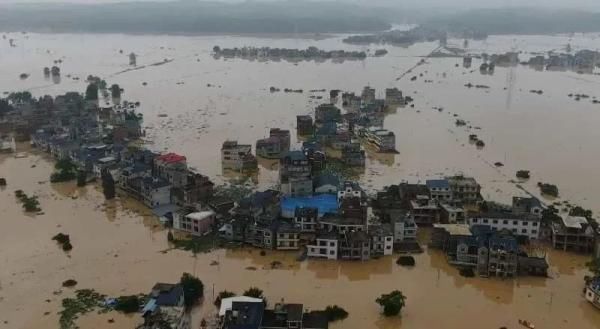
426;179;450;189
186;211;216;221
156;152;186;164
219;296;263;317
433;223;472;236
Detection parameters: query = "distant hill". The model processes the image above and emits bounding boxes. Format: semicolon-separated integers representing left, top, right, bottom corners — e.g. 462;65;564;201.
0;1;394;34
426;8;600;35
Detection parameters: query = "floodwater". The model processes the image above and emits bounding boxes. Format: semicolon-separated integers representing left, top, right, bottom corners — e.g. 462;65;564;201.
1;150;600;329
2;31;600;328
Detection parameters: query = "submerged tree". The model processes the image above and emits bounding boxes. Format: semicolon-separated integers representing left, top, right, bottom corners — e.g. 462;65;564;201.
85;82;99;100
376;290;406;317
111;84;122;98
243;287;264;299
101;170;116;200
76;170;87;187
214;290;236;307
180;273;204;308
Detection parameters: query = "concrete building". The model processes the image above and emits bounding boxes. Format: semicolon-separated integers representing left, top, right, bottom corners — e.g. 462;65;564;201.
221;140;258;171
313;173;339;194
296;115;313;135
370;225;394;256
279;151;313;197
307;233;338;260
447;175;481;204
585;277;600;309
256;128;291;159
426;179;452;202
173;210;215;236
384;88;404;107
141;177;171;208
139;283;190;329
361;86;376;104
154;153;188;188
359;127;396;152
274;222;301;250
440;203;466;224
512;196;543;217
409;195;440;225
551;215;596;252
339;231;371;261
337;181;363;202
294;207;318;233
392;211;418;242
467;212;542;240
341;143;365;167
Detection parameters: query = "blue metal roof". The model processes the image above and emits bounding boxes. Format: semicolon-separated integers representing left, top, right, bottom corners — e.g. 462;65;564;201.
426;179;450;189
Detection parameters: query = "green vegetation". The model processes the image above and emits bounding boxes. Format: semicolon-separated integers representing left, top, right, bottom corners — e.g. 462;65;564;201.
59;289;105;329
214;290;236;307
62;279;78;288
52;233;73;251
76;170;87;187
7;91;33;103
587;258;600;277
114;295;141;313
324;305;348;322
85;82;98;100
15;190;41;212
537;182;559;197
0;99;15;117
376;290;406;317
396;256;415;266
51;159;78;183
180;273;204;308
569;206;593;220
516;170;530;180
0;178;6;186
101;170;116;200
171;233;217;254
110;84;121;99
243;287;264;299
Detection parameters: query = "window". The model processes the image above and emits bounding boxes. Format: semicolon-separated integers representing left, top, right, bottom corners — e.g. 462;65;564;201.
522;222;528;226
532;230;537;234
472;218;478;223
533;222;538;227
329;250;335;255
522;229;527;234
330;242;335;247
503;220;508;224
492;220;498;224
513;221;518;225
512;228;517;233
386;245;392;250
483;219;488;224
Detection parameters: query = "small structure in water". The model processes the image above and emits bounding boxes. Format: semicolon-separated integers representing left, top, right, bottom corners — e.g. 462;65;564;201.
129;52;137;66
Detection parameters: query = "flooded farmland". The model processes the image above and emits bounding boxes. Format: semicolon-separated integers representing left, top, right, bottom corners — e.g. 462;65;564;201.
2;31;600;329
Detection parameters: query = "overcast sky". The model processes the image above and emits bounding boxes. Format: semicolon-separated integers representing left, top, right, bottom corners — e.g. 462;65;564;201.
0;0;599;10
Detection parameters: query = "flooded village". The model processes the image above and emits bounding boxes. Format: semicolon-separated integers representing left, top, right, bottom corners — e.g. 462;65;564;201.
2;28;600;329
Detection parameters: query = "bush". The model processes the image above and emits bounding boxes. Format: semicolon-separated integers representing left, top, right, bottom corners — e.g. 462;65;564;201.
214;290;236;307
114;295;140;313
537;182;558;197
102;170;116;200
51;159;78;183
243;287;264;299
180;273;204;308
516;170;530;179
62;279;78;287
0;178;6;186
376;290;406;317
459;268;475;277
53;233;73;251
396;256;415;266
324;305;348;322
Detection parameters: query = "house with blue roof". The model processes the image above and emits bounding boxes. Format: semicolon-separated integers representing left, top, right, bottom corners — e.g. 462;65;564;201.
426;179;452;202
139;282;190;329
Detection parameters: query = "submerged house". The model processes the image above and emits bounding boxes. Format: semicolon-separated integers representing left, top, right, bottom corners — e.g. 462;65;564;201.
585;277;600;309
221;140;258;171
551;215;596;253
256;128;291;159
138;283;189;329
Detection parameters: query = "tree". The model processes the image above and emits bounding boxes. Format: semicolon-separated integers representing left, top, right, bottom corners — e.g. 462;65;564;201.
0;99;14;117
111;84;122;98
587;258;600;277
324;305;348;322
51;159;78;182
376;290;406;317
214;290;236;307
101;170;116;200
85;82;99;100
77;170;87;187
115;295;141;313
243;287;264;299
180;273;204;308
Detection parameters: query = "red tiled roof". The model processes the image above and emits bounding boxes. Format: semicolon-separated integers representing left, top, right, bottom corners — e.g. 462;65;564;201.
156;153;186;164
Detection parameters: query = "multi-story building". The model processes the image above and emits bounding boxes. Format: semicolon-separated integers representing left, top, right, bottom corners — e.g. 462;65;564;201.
467;212;542;240
141;177;171;208
339;231;371;261
426;179;452;202
359;127;396;152
307;233;339;260
320;214;366;234
440;203;465;224
337;181;363;202
279;151;312;196
296;115;313;135
393;211;418;243
221;141;258;171
409;195;440;225
273;221;301;250
370;225;394;256
512;196;543;217
585;277;600;309
293;207;318;233
138;283;190;329
342;92;361;113
314;103;341;123
154;153;188;188
173;210;215;237
385;88;404;107
256;128;291;159
341;143;365;167
446;175;481;205
551;215;596;252
361;86;376;104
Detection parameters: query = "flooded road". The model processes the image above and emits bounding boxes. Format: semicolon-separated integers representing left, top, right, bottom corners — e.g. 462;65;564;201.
2;31;600;328
1;151;600;329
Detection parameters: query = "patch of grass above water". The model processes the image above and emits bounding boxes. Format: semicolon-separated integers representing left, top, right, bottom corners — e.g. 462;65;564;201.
59;289;106;329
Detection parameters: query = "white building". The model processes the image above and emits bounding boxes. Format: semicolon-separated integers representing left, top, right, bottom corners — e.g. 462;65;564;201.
294;207;318;233
440;203;466;224
93;156;117;178
307;234;338;260
337;181;362;202
141;177;171;208
467;213;541;240
221;141;257;171
173;210;215;236
585;278;600;309
393;213;418;243
370;225;394;256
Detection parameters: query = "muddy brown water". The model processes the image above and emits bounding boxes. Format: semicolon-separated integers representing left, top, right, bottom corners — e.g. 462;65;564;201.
1;151;599;329
2;32;600;328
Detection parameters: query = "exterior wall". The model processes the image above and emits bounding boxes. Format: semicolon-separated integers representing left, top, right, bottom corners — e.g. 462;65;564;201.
294;215;317;233
585;286;600;309
320;221;365;234
467;217;541;240
429;187;452;201
175;213;215;236
371;235;394;255
221;145;252;170
307;238;338;259
275;232;300;250
393;220;417;242
143;186;171;208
